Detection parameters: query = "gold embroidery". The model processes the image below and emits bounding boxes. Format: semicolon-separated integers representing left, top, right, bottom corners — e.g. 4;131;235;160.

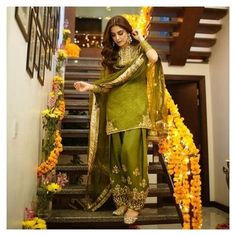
88;185;112;211
139;179;147;188
112;165;120;174
122;164;127;172
112;185;129;207
139;114;152;128
127;176;132;185
116;45;140;67
106;120;118;134
87;94;100;173
102;54;145;87
133;168;140;176
128;188;149;211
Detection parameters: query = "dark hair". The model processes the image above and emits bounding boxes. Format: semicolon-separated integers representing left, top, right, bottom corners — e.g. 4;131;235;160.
101;15;139;73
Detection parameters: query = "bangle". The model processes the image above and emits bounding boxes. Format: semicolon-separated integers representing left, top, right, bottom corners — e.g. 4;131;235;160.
140;40;153;53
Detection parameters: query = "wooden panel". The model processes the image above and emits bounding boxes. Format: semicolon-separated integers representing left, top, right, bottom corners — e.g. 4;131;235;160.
149;21;180;32
197;23;222;34
169;7;205;65
201;8;228;20
147;36;174;44
192;38;216;47
188;51;211;61
151;7;183;17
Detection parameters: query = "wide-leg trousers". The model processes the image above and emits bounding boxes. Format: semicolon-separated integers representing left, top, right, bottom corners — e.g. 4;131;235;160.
109;128;149;211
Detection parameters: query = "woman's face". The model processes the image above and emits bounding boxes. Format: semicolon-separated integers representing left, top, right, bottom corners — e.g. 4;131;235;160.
110;25;129;48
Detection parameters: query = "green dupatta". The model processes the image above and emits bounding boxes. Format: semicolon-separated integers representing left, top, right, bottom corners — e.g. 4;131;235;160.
86;52;166;211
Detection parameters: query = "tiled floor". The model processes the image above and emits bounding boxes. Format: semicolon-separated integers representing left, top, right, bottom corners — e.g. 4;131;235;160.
139;207;229;229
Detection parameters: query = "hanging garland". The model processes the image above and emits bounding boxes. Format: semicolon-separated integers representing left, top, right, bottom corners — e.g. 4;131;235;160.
158;90;202;229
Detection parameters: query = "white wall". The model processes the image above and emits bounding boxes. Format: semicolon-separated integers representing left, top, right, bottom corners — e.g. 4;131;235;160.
7;7;55;228
209;13;229;206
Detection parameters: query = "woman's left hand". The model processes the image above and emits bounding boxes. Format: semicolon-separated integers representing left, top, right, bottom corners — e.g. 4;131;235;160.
132;29;145;42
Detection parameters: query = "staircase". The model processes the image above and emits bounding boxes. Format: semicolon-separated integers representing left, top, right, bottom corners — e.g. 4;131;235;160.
46;56;183;229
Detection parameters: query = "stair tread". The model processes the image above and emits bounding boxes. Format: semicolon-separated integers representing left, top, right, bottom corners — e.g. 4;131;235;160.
65;100;89;105
56;163;163;173
61;129;89;133
47;206;180;223
54;183;170;196
63;115;90;121
63;145;88;150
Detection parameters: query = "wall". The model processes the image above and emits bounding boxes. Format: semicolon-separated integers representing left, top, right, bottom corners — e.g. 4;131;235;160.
7;7;56;228
75;7;140;32
209;13;229;206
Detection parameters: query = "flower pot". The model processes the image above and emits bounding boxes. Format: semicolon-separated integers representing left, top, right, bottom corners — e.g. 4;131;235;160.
37;198;52;219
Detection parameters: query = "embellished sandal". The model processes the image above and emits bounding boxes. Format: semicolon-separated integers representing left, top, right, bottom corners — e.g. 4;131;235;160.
124;209;139;224
124;216;138;224
112;205;128;216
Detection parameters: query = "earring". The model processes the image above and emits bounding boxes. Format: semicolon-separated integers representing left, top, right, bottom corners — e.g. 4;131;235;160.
128;33;132;44
112;41;115;47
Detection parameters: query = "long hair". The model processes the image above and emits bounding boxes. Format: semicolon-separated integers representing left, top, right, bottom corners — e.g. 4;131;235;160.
101;15;139;73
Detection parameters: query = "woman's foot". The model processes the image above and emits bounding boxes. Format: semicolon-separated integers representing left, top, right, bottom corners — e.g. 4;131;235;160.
124;208;139;224
112;205;128;216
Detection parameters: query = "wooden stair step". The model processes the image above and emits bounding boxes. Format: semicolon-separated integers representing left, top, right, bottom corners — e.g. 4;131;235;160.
67;57;102;64
65;81;95;89
65;64;102;72
53;183;170;197
65;72;100;80
62;115;90;123
56;163;163;174
65;99;89;110
64;90;90;99
46;206;181;228
62;146;88;154
61;129;89;138
57;164;88;173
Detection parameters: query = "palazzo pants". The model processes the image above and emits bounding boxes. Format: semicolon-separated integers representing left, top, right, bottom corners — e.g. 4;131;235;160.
109;128;149;211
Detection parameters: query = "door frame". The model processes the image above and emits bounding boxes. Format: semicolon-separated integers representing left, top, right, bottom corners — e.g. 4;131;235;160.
165;74;210;206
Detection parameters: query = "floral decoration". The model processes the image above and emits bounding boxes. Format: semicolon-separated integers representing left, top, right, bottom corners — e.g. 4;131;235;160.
22;208;46;229
158;89;202;229
123;7;152;37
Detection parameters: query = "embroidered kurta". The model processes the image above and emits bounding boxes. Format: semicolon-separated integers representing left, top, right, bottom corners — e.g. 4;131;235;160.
86;44;166;211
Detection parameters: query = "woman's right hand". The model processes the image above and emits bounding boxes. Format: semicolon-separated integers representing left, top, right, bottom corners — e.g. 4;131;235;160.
74;81;92;92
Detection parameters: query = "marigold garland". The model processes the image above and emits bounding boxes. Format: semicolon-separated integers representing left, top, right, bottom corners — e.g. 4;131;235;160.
123;7;152;37
37;130;63;177
37;47;67;176
158;89;202;229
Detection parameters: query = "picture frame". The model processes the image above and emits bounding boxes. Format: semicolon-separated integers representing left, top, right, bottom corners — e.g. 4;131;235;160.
26;9;37;78
38;37;46;85
45;40;51;70
34;29;41;71
37;7;45;34
15;7;30;42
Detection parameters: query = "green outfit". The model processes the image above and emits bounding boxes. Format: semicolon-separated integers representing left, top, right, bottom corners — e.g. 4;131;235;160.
86;44;166;211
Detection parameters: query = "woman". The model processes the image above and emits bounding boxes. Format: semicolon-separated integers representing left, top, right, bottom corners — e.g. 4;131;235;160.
74;15;166;224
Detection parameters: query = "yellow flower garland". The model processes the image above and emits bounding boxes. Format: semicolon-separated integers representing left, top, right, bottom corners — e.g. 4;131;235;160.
159;90;202;229
22;217;47;229
37;130;63;177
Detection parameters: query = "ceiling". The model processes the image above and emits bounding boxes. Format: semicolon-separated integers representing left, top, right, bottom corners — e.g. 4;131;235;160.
147;7;228;65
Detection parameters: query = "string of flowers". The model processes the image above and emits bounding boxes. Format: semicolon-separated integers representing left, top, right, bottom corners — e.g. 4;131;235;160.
23;22;76;229
158;89;202;229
